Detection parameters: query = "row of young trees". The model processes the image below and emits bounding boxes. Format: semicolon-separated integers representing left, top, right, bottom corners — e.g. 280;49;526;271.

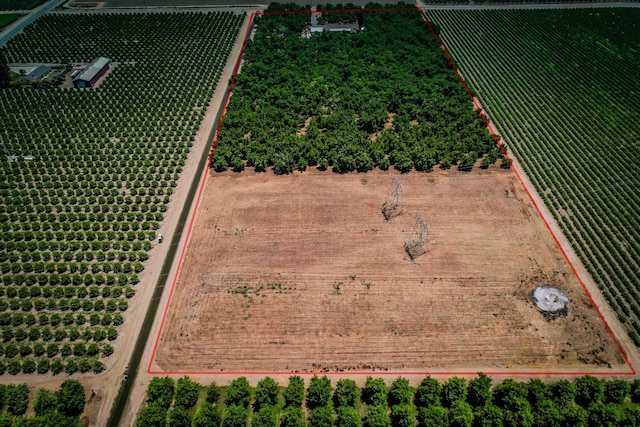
0;10;244;371
137;374;640;427
212;4;497;175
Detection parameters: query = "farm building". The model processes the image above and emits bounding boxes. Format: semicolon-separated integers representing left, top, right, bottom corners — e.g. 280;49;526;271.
73;57;111;88
18;65;51;84
309;6;361;34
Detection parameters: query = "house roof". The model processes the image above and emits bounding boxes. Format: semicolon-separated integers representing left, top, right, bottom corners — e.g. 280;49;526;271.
324;22;360;32
74;57;111;83
20;65;51;83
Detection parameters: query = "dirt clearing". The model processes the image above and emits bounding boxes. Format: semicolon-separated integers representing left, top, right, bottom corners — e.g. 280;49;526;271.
154;169;624;373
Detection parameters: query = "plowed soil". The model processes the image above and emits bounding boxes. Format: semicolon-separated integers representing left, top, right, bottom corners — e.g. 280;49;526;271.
155;168;624;372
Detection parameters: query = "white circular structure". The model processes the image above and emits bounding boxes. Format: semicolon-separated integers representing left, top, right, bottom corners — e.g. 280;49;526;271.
532;286;569;318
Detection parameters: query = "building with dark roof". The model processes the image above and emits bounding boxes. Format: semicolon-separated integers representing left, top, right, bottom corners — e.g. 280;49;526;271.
73;57;111;88
19;65;51;84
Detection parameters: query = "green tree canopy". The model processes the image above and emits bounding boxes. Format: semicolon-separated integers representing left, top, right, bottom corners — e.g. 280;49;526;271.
146;376;175;409
621;404;640;427
501;397;533;427
280;406;306;427
5;384;29;416
174;376;199;409
561;405;587;427
362;378;388;407
526;379;550;410
222;405;248;427
473;404;504;427
492;379;527;410
226;377;253;408
449;400;474;427
632;379;640;404
55;380;85;417
33;388;57;417
206;382;221;404
549;380;575;408
531;399;561;427
306;376;332;410
136;404;168;427
603;379;631;405
390;403;415;427
333;379;359;409
467;374;492;408
0;51;9;88
193;402;221;427
252;405;277;427
388;377;413;407
414;376;441;408
587;402;621;427
167;406;192;427
441;377;467;409
417;405;447;427
574;376;604;408
336;406;361;427
308;406;334;427
364;405;391;427
254;377;280;410
284;376;305;409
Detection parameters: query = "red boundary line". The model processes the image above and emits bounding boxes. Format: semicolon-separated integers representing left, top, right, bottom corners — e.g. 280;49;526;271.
416;9;634;375
148;7;634;377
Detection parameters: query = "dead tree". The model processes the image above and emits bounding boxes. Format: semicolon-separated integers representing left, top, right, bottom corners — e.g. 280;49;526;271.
381;175;402;221
405;213;429;260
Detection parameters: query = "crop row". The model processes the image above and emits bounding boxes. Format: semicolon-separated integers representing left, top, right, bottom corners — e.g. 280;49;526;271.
0;283;133;298
0;325;118;344
137;374;640;427
1;272;138;287
428;8;640;344
0;310;124;327
0;10;245;371
0;357;105;375
0;297;128;313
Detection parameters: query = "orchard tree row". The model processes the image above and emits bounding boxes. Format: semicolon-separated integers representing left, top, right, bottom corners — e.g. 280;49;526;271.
212;4;498;175
0;11;244;371
428;8;640;345
137;374;640;427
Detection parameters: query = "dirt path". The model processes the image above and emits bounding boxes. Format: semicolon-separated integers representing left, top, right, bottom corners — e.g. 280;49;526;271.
116;12;255;427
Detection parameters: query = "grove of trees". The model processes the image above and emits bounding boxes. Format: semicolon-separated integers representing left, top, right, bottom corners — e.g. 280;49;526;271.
137;374;640;427
0;11;244;373
212;3;498;174
0;380;84;425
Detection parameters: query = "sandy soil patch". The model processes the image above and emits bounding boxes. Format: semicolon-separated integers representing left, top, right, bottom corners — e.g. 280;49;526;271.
154;168;624;373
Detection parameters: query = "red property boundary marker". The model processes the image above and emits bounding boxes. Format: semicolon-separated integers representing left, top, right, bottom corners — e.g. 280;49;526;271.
148;7;635;377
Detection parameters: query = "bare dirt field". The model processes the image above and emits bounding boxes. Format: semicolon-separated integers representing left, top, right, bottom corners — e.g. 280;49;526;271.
154;168;625;373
